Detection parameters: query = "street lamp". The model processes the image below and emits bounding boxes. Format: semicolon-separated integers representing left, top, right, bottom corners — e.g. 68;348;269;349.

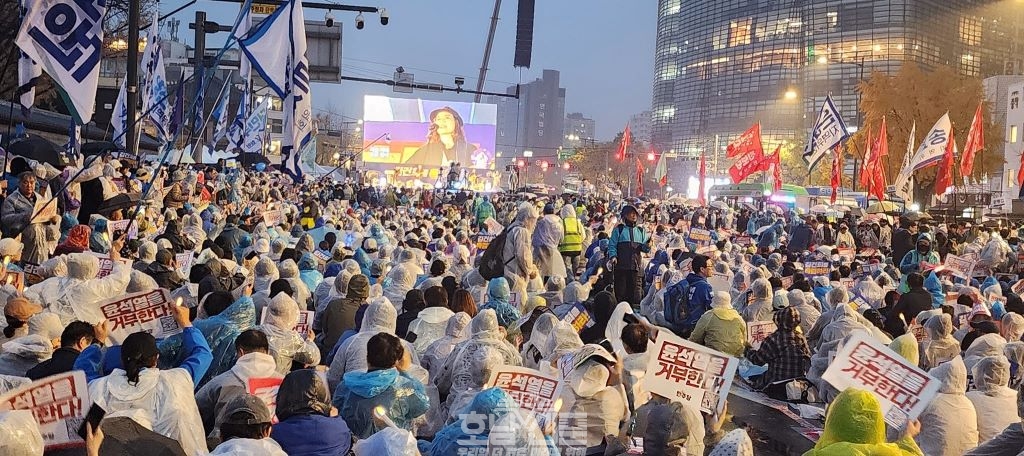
784;89;798;100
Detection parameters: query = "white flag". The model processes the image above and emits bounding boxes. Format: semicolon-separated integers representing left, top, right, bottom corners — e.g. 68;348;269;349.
16;0;41;116
241;96;270;154
227;87;248;151
111;79;128;148
16;0;106;124
239;0;313;181
893;122;916;200
142;20;170;141
210;84;231;144
235;8;252;83
906;113;951;172
802;96;849;171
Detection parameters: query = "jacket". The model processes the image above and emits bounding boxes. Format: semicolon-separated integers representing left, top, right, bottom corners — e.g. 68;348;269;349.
318;276;369;357
331;368;429;439
214;225;246;255
195;352;282;436
886;288;932;337
788;223;812;252
163;182;189;209
271;369;352;456
744;307;810;390
690;307;747;357
608;223;651;271
145;261;185;290
559;213;585;254
891;229;915;268
683;272;714;323
25;346;80;380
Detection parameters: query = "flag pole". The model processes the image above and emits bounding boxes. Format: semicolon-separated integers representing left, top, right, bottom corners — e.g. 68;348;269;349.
189;73;233;160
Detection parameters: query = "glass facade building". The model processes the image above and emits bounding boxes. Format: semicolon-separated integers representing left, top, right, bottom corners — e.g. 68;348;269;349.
652;0;1023;180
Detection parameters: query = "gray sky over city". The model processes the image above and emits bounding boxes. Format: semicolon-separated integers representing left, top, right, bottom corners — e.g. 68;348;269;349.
164;0;656;140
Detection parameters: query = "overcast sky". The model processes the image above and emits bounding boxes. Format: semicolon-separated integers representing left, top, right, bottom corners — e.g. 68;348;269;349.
164;0;656;140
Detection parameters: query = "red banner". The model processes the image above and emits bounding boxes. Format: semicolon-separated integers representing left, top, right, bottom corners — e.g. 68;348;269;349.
726;123;764;159
729;146;766;184
830;145;843;204
935;128;956;195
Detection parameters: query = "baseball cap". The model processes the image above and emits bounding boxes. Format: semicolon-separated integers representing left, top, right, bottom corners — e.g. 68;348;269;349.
220;394;273;425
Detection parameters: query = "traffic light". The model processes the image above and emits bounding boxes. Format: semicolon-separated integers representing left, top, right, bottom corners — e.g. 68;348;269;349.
517;159;525;168
540;161;549;171
647;152;656;161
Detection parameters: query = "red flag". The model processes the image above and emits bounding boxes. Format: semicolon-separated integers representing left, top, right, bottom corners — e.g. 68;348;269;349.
830;145;843;204
616;125;631;161
859;127;874;189
698;153;707;205
961;103;985;180
726;123;764;159
635;158;644;196
869;117;888;201
935;128;956;196
1017;152;1024;187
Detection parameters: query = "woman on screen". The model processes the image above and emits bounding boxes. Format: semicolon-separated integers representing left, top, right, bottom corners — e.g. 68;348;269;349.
407;107;480;168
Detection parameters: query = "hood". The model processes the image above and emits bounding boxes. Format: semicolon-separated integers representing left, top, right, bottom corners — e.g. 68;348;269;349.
418;306;454;324
972;354;1011;394
266;293;299;330
925;313;954;341
279;259;299;279
966;333;1008;363
815;388;886;447
643;402;691;455
924;272;944;308
67;253;99;280
930;356;968;394
712;307;742;321
230;352;280;383
347;274;370;299
445;312;472;337
276;369;331;421
1002;312;1024;342
361;299;397;334
487;277;511;302
563;282;586;304
298;252;318;271
567;359;610;398
106;368;161;402
342;368;398;398
773;306;800;331
544;321;583;359
888;334;919;366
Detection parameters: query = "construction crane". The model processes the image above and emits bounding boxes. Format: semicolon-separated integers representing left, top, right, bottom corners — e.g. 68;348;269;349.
474;0;503;102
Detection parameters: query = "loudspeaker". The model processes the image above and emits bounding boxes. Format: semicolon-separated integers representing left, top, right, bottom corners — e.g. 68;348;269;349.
514;0;535;68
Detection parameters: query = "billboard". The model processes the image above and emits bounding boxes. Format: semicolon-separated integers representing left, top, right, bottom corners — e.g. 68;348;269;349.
362;96;498;189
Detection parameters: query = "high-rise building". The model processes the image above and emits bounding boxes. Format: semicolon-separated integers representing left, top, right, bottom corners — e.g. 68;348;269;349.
490;69;566;162
629;110;653;145
653;0;1024;185
563;112;596;148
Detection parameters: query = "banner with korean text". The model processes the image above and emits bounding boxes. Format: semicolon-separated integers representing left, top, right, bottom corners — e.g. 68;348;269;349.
0;371;91;449
487;366;562;419
96;289;182;344
644;330;739;414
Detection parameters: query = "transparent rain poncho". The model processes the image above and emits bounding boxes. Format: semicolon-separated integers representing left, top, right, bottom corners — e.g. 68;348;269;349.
158;295;255;388
254;293;321;374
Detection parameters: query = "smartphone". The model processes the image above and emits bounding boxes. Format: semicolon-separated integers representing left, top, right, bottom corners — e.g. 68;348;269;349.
622;313;641;325
77;403;106;440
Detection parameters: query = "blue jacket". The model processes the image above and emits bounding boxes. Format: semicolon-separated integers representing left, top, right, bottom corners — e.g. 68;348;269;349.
76;327;213;386
272;414;352;456
684;272;713;326
331;368;429;439
607;224;651;271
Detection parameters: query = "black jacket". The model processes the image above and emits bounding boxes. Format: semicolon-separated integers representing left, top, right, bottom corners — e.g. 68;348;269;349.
26;347;81;380
145;262;185;290
886;287;932;337
892;229;915;268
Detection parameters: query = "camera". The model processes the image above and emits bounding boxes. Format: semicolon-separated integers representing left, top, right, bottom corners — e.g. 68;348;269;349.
355;12;365;30
379;8;389;26
454;76;465;86
324;10;334;27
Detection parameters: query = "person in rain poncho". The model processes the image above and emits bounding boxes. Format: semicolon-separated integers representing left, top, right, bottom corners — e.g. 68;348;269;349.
87;308;212;456
916;356;979;455
319;274;370;358
327;297;419;391
503;203;540;297
560;344;628;454
195;329;281;439
0;296;41;350
0;313;61;377
297;252;324;293
1002;312;1024;342
331;332;429;439
448;244;472;281
278;259;312;308
744;306;810;391
966;355;1020;443
254;292;321;374
422;386;553;456
788;290;821;335
802;388;923;456
816;300;871;351
889;333;920;367
0;409;44;456
250;258;280;317
89;216;111;254
382;252;418;313
965;383;1024;456
158;292;255;388
740;278;774;323
691;291;747;357
271;369;353;456
407;287;456;355
532;203;567;280
208;394;287;456
420;312;472;437
921;313;960;371
1006;342;1024;388
25;251;131;325
965;332;1008;373
479;277;522;329
521;312;559;370
1;172;60;263
53;224;91;256
620;322;652;414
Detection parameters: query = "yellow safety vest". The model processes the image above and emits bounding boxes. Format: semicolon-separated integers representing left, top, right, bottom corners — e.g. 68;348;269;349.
559;218;583;253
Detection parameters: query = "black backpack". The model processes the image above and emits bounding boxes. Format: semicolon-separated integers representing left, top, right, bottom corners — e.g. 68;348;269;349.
478;228;513;280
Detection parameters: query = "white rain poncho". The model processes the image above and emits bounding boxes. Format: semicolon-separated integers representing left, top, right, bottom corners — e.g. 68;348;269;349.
640;270;680;328
562;357;627;451
407;306;455;355
277;259;311;307
503;203;538;295
209;438;288;455
251;259;280;321
254;293;321;374
606;302;638;357
966;355;1020;443
788;290;820;335
421;312;473;380
1005;341;1024;388
89;366;207;456
449;245;472;281
853;278;884;309
127;269;158;293
541;322;583;377
521;313;559;369
326;297;418;391
921;313;961;370
817;304;871;351
0;334;52;377
24;252;131;325
352;427;418;456
382;262;416;314
0;374;30;395
1002;312;1024;342
916;356;979;455
807;331;868;404
0;410;43;456
965;333;1008;373
741;278;773;323
532;213;566;279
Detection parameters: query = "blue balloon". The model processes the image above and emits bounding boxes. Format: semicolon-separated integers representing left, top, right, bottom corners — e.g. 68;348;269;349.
254;163;267;172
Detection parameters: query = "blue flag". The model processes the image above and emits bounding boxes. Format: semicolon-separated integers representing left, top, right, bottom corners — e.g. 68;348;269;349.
192;66;206;135
169;74;185;139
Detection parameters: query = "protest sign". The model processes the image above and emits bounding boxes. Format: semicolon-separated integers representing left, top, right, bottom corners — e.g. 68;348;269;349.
475;233;495;250
821;331;940;427
30;197;58;224
709;273;732;294
557;344;616;381
688;227;713;246
747;321;777;350
0;269;25;292
509;291;522;309
734;235;752;247
696;245;718;255
1017;251;1024;273
645;330;739;414
780;276;793;289
247;377;283;424
850;291;872;311
561;302;594;332
941;254;976;280
23;262;44;286
484;217;504;234
1012;280;1024;297
260;308;314;335
262;209;284;227
803;252;831;278
837;248;856;259
908;321;928;342
313;250;331;264
487;366;562;419
0;371;91;449
176;252;194;277
840;278;855;290
97;289;182;344
107;219;138;240
860;263;882;275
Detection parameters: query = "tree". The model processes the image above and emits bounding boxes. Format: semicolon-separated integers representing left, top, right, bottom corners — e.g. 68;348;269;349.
566;130;635;191
853;63;1004;196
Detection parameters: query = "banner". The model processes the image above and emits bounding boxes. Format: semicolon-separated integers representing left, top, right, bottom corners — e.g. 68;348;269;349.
487;366;562;419
821;331;939;427
907;113;951;172
561;302;594;333
803;95;849;171
0;371;91;449
96;289;182;344
17;0;42;116
747;321;777;350
16;0;107;124
176;252;195;277
893;122;916;201
260;307;314;335
241;95;270;153
111;78;127;148
940;253;976;279
247;377;283;423
644;330;739;414
726;123;763;159
728;145;766;184
143;23;169;142
107;219;138;240
803;252;831;278
262;209;284;226
687;227;713;246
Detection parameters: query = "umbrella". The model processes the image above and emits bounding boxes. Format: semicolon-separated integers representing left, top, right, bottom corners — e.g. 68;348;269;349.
683;198;702;207
81;141;121;157
96;416;186;456
710;201;729;210
905;211;931;221
754;225;774;236
866;201;901;214
96;193;142;217
809;204;830;214
6;135;64;167
832;205;852;212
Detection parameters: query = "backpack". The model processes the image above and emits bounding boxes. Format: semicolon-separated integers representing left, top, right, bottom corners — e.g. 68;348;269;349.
663;279;691;335
478;228;513;280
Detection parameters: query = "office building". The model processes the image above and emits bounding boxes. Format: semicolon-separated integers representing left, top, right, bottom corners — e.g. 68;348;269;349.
490;69;566;162
563;112;596;148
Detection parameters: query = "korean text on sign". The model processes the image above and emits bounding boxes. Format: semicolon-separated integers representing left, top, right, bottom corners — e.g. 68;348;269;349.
747;321;777;350
688;228;713;246
644;331;739;414
248;377;283;424
942;253;976;280
0;371;91;449
821;331;939;428
97;289;182;344
260;308;314;335
487;366;561;417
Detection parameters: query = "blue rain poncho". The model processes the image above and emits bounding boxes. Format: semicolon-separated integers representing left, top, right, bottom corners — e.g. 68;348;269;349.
479;277;522;328
298;252;324;292
421;387;555;456
158;295;255;388
331;367;429;439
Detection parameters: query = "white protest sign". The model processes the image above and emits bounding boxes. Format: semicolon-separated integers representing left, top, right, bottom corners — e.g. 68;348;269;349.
561;302;594;332
260;308;315;335
87;252;130;278
262;209;284;227
30;197;58;224
487;366;562;419
107;219;139;240
688;227;713;246
821;331;940;427
0;371;91;450
96;289;182;344
247;377;283;424
941;253;976;280
176;252;194;277
644;330;739;414
484;217;504;234
747;321;777;350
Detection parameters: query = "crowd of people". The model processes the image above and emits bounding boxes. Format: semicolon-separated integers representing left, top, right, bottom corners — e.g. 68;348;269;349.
0;149;1023;455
